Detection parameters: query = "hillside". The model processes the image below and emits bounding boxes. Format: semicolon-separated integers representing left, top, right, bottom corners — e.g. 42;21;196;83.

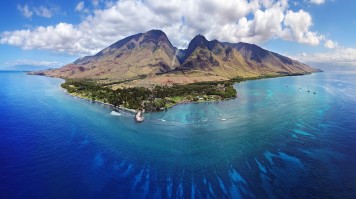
176;35;320;78
34;30;179;82
30;29;320;86
224;42;319;75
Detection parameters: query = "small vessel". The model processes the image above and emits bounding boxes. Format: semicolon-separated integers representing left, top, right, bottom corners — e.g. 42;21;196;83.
313;91;316;94
307;90;310;92
134;109;145;122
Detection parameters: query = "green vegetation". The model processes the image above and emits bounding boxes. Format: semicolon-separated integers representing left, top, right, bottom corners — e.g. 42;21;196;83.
229;74;284;83
61;79;237;111
228;73;310;84
61;73;309;111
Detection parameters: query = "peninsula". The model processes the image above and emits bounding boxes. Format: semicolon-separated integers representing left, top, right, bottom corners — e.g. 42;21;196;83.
30;29;320;111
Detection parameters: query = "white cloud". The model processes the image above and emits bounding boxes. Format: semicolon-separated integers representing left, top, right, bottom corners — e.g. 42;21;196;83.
229;0;287;44
3;0;330;56
75;2;85;12
283;9;322;45
309;0;325;5
17;4;58;19
295;48;356;66
0;23;92;54
324;39;338;49
34;6;53;18
17;4;33;18
4;59;63;67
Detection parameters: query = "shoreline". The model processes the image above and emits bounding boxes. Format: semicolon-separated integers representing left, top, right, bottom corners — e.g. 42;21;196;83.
56;72;317;113
61;88;137;114
164;96;236;110
62;87;231;113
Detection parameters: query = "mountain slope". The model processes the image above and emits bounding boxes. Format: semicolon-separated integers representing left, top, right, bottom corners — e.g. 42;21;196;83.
36;30;179;81
175;36;319;79
176;35;260;78
31;30;320;86
224;42;321;74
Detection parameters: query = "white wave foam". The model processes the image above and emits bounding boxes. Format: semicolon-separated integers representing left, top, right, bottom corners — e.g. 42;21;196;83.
110;111;121;116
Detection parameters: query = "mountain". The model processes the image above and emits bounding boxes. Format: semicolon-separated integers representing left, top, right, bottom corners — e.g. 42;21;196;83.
175;35;320;78
224;42;321;75
31;30;320;85
176;35;260;78
35;30;179;81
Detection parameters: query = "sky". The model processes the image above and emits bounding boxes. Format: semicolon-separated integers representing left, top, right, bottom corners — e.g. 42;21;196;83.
0;0;355;69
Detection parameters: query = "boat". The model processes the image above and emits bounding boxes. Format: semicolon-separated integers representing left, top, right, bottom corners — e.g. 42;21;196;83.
134;109;145;122
313;91;316;94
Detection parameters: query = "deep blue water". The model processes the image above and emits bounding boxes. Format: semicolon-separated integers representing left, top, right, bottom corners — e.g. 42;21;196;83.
0;70;355;199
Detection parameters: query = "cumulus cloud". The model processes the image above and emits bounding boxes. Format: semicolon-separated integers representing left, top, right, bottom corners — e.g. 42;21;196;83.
324;39;338;49
17;4;59;19
229;0;287;44
0;23;94;54
3;0;330;56
282;9;323;45
295;47;356;66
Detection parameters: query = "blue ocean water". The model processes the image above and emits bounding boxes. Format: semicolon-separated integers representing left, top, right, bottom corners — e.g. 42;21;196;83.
0;70;355;199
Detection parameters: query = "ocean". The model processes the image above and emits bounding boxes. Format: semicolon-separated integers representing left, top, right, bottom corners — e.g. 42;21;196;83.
0;70;355;198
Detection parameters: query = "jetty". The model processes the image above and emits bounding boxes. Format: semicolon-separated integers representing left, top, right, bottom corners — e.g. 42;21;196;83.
135;109;145;122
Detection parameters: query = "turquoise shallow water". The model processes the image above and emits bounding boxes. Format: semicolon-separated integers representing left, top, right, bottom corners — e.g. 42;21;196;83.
0;71;355;198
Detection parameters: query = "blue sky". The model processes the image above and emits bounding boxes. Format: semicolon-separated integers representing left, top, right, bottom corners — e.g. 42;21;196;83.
0;0;355;69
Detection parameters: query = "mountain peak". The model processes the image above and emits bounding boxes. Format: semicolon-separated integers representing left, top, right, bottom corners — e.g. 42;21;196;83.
141;29;173;47
190;34;208;46
143;29;168;39
192;34;207;40
179;34;210;63
145;29;166;36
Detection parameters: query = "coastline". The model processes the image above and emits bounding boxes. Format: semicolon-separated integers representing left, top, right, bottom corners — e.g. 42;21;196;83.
61;87;137;114
61;87;231;113
54;72;318;113
163;99;225;110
